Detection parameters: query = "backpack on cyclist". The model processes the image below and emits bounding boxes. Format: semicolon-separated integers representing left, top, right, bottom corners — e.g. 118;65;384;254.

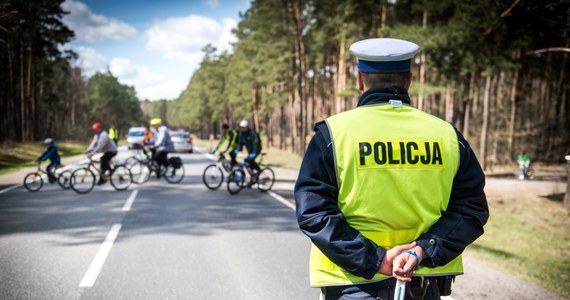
169;157;182;169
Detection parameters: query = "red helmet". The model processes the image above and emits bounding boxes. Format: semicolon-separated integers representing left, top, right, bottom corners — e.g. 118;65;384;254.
92;122;102;132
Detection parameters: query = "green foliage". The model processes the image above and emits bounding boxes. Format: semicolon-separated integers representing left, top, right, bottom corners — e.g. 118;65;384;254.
0;0;77;142
86;72;144;134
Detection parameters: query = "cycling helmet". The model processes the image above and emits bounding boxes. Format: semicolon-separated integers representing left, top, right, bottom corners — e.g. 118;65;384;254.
92;122;102;132
43;138;54;145
239;120;249;128
150;118;162;126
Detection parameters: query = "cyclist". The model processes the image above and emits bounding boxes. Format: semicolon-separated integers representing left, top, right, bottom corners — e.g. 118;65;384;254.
233;119;262;175
85;122;118;185
517;150;531;179
211;124;238;167
36;138;61;183
149;118;174;178
141;124;154;146
517;150;530;168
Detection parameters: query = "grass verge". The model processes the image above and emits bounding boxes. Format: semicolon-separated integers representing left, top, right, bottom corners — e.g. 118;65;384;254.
0;140;87;176
468;192;570;298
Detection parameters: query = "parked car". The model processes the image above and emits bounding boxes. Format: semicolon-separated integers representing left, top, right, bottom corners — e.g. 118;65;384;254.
170;130;193;153
126;127;145;149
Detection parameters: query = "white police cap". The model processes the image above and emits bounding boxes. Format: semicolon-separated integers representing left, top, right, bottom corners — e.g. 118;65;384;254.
349;38;420;72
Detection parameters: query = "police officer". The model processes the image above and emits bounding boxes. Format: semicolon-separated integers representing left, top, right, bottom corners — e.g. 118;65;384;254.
108;126;119;146
294;38;489;300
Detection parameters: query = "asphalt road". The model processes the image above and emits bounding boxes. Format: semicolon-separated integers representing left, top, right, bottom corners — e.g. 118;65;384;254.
1;149;567;300
0;150;319;300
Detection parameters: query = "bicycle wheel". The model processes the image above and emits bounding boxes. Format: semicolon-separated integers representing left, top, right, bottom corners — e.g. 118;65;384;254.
124;155;138;167
256;167;275;192
71;168;96;194
202;164;224;190
24;172;43;192
57;170;72;190
164;164;184;184
110;165;132;190
129;161;151;184
227;169;245;195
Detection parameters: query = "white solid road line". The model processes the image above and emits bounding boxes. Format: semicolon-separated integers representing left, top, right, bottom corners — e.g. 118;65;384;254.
0;184;20;194
122;189;138;211
268;191;295;210
79;224;122;288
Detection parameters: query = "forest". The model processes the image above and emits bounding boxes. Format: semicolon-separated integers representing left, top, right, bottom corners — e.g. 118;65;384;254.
0;0;144;143
1;0;569;170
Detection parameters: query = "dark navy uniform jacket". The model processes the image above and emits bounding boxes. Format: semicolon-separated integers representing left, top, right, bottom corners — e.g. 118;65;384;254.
294;87;489;280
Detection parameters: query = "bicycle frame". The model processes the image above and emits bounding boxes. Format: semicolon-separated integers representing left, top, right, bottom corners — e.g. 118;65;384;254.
33;162;66;177
82;159;109;180
226;153;274;194
216;153;232;173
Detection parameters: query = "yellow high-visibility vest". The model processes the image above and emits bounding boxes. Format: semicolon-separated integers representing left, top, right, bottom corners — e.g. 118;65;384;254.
310;101;463;287
109;128;118;140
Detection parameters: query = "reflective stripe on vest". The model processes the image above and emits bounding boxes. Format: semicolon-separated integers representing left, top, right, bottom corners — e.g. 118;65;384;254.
310;103;462;287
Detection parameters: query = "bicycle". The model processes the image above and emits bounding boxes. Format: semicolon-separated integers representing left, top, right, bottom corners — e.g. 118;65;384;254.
226;153;275;195
125;144;154;184
202;153;233;190
517;161;534;180
163;156;185;184
23;162;72;192
125;145;185;184
70;156;133;194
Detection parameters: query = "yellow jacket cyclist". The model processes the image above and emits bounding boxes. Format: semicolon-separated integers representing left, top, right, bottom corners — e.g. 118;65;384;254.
294;86;489;288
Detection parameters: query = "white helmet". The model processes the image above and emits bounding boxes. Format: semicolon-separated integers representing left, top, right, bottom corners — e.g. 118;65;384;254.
43;138;54;145
239;120;249;128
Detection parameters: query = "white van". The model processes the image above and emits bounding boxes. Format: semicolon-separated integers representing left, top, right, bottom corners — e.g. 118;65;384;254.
126;127;145;149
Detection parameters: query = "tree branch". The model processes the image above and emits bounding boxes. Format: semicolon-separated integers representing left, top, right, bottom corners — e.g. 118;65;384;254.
484;0;521;35
526;47;570;55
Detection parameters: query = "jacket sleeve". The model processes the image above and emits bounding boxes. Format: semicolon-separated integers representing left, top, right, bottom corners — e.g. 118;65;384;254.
415;129;489;268
252;131;261;154
86;135;98;153
38;147;53;161
93;131;111;153
214;132;228;151
294;126;384;280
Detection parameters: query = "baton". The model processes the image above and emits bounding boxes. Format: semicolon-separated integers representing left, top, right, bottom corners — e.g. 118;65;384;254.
394;279;406;300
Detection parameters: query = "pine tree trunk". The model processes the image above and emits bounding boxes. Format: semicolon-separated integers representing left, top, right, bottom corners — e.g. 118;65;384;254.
251;85;260;132
287;49;298;152
336;32;347;114
19;44;25;142
417;9;428;110
290;0;307;154
380;0;387;30
507;68;519;159
445;83;454;123
480;74;491;170
565;163;570;213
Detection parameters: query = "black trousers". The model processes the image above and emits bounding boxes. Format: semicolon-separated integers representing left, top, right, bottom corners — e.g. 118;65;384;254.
245;153;260;172
321;278;441;300
154;151;168;166
47;162;59;180
228;151;237;166
101;151;117;175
